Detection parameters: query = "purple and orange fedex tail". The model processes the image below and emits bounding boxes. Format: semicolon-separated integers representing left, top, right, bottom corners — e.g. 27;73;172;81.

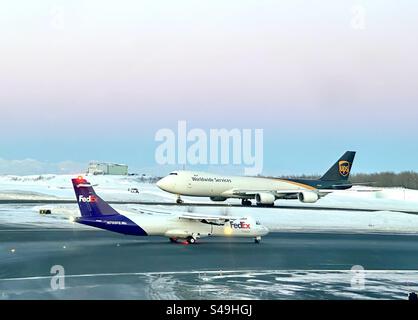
71;177;147;236
71;176;119;217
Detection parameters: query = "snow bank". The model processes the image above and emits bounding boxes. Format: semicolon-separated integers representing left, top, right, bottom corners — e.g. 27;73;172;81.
1;174;418;234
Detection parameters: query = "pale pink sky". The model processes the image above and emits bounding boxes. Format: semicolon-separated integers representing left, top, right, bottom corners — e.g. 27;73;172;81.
0;1;417;174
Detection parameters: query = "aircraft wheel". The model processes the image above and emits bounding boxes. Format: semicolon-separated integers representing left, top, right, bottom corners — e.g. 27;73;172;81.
241;199;252;206
254;236;261;244
187;236;196;244
169;237;177;243
176;199;184;204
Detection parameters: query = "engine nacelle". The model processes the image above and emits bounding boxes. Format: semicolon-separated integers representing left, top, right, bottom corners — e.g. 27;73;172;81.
297;191;319;203
255;193;275;205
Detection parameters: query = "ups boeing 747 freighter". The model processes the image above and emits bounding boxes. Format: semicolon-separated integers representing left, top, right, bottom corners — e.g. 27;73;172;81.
157;151;356;207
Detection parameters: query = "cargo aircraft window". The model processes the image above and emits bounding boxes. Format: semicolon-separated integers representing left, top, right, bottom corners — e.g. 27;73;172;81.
169;172;178;175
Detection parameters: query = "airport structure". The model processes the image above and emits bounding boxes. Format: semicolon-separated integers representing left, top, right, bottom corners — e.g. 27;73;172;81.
87;161;128;175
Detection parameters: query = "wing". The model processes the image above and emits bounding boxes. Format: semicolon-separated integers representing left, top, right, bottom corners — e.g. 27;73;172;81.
228;189;323;198
178;213;242;225
227;187;379;198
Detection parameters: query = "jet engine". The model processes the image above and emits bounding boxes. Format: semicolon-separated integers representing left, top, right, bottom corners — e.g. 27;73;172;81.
255;193;275;205
297;191;319;203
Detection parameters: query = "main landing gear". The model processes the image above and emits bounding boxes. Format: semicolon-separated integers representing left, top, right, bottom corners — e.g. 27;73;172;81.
254;236;262;244
169;236;197;244
187;236;196;244
241;199;252;206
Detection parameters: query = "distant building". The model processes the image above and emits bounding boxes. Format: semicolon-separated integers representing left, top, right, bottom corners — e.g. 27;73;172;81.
87;162;128;175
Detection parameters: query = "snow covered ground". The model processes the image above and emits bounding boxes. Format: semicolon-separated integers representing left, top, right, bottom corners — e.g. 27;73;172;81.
2;269;417;300
1;174;418;233
0;174;169;202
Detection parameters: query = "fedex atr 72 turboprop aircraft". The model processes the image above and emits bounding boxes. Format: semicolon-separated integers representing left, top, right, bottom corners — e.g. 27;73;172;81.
71;177;269;244
157;151;356;206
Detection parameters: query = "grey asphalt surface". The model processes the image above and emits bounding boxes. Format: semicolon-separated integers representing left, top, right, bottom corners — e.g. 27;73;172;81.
2;225;418;275
1;224;418;299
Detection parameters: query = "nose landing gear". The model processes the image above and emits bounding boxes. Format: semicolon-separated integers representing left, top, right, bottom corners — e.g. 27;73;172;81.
241;199;252;206
176;195;184;204
254;236;262;244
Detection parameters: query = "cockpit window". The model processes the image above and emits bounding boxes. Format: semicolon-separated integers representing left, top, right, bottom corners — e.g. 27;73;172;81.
169;172;178;175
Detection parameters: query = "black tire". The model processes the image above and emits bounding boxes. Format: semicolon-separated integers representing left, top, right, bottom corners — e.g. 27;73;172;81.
169;237;177;243
187;237;196;244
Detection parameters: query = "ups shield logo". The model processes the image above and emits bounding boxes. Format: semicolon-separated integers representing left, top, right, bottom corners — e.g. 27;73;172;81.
339;161;351;177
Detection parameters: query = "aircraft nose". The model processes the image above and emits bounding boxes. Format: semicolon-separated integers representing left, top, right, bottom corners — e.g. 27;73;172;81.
157;177;171;191
156;178;165;189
